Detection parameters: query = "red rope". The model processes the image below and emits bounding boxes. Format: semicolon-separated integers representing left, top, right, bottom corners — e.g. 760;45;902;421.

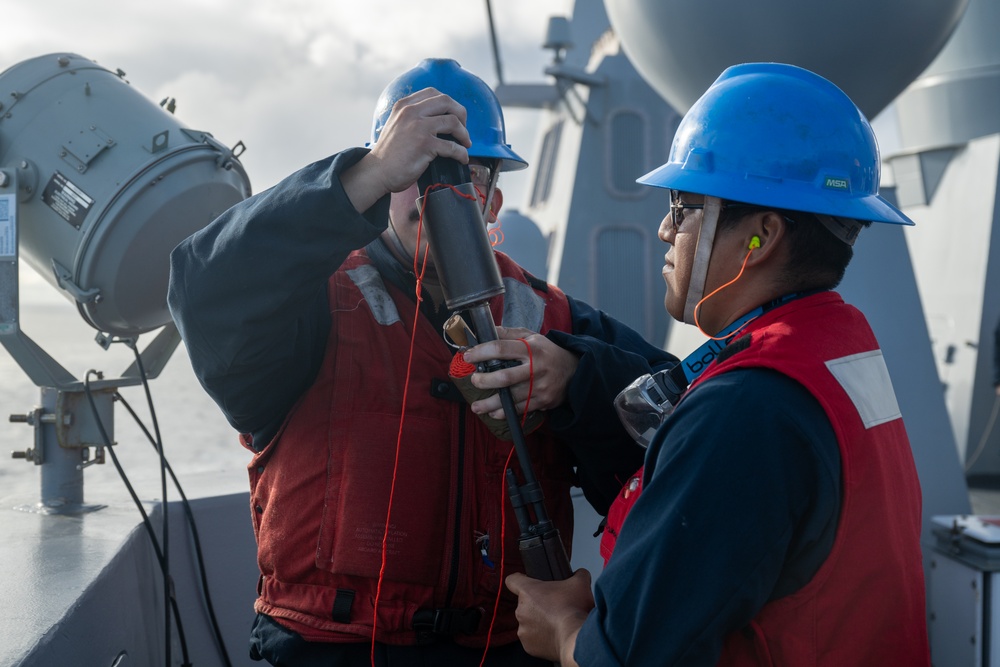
370;186;435;666
472;182;504;248
372;183;532;666
479;445;516;667
450;350;477;378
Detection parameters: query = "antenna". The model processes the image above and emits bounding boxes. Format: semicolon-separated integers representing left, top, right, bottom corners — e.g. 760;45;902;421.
484;0;505;85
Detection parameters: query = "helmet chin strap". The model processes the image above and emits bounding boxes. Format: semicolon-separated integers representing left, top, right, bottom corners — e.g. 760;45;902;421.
682;196;722;325
480;160;500;222
385;211;439;283
385;215;415;267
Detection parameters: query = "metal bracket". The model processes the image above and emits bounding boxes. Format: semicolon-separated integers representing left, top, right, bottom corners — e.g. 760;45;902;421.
60;125;116;174
181;128;247;170
147;129;169;154
50;258;101;304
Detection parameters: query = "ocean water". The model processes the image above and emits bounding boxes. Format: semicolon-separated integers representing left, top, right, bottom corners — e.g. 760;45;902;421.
0;296;250;501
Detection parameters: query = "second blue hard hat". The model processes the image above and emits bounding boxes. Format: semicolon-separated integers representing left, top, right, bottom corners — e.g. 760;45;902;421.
370;58;527;172
637;62;912;225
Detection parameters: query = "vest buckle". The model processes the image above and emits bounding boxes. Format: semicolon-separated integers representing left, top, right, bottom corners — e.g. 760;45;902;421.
411;607;483;644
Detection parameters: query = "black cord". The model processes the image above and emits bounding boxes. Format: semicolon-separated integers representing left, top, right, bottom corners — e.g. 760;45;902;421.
116;390;234;667
126;345;172;667
82;371;191;666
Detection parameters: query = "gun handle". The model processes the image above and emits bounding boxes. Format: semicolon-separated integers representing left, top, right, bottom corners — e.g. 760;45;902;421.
518;529;573;582
518;531;571;667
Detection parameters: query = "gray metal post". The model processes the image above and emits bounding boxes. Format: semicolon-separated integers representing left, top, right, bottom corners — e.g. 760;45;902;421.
37;386;83;510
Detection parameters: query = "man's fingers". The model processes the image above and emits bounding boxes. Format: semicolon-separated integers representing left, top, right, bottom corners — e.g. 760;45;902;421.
495;325;533;340
470;392;503;416
433;132;470;162
370;87;475;192
506;572;529;595
463;339;527;363
470;363;527;393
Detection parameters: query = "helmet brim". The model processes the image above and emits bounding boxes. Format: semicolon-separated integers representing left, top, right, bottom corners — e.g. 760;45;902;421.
637;162;914;226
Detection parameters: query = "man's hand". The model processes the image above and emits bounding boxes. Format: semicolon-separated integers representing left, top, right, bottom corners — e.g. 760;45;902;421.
341;88;472;212
506;569;595;665
461;326;581;419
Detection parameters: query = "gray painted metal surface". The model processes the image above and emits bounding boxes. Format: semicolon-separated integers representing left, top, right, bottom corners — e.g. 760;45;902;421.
498;2;679;348
888;0;1000;475
894;0;1000;154
603;0;969;119
0;470;258;667
0;53;251;336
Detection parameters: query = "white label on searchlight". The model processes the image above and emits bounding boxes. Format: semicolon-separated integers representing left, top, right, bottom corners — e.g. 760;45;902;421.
42;171;94;230
0;194;14;258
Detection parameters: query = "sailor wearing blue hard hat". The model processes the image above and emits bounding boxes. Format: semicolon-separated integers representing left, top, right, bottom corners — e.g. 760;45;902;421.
640;61;912;331
507;63;929;667
365;58;525;279
168;56;675;667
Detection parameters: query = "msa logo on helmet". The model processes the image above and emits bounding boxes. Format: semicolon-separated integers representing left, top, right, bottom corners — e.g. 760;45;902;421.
824;176;850;190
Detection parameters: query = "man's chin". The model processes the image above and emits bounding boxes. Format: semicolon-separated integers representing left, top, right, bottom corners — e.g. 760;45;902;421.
414;256;440;283
664;293;684;323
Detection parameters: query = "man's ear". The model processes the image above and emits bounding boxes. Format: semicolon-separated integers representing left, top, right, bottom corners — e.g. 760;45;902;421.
488;187;504;224
745;210;787;264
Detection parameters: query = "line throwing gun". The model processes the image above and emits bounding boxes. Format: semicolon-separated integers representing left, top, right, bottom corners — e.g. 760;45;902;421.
416;149;572;582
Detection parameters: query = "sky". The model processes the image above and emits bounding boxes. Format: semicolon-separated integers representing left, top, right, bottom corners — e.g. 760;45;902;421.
0;0;573;478
3;0;911;306
2;0;577;302
1;0;572;198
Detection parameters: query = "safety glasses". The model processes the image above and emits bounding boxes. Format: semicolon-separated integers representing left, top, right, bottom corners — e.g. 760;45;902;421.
668;190;707;233
668;190;765;234
469;163;492;188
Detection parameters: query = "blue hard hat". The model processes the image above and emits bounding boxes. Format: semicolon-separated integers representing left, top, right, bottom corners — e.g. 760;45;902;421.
369;58;527;172
637;62;913;225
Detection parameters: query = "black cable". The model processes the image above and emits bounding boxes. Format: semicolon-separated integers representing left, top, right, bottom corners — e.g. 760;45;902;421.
126;345;172;667
116;390;234;667
82;371;192;666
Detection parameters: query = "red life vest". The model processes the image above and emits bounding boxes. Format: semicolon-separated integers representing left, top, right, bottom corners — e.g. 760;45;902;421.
246;249;576;647
599;472;641;565
602;292;929;666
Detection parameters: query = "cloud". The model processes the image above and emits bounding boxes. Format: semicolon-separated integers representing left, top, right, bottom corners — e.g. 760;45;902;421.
1;0;579;490
1;0;572;199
